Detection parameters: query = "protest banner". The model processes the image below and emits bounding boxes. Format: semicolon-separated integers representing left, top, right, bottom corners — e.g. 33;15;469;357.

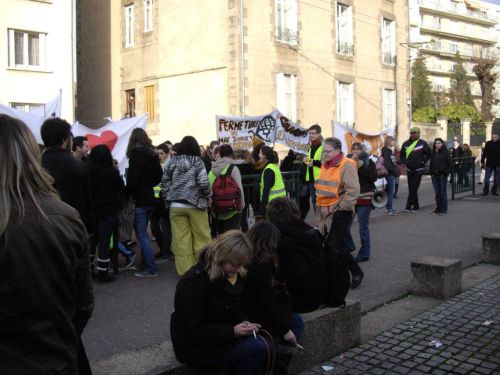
332;122;395;157
333;122;396;187
0;94;62;144
72;114;148;176
216;110;309;154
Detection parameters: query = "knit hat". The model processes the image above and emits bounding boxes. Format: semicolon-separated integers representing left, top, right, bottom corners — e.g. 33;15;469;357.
410;126;420;133
252;137;265;148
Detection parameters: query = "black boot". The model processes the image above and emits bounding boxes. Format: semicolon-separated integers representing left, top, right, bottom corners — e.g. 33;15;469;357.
98;270;116;283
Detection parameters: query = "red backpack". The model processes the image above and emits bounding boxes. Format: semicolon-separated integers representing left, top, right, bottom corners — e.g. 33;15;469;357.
211;165;242;214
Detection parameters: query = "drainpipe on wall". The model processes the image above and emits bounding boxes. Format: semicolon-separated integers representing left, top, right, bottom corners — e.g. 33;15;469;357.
239;0;246;116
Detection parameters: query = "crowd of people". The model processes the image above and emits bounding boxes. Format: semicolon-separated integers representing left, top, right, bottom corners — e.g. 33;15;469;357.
1;112;499;374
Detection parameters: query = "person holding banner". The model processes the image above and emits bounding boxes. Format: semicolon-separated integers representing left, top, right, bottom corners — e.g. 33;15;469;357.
258;146;286;215
301;124;323;218
125;128;163;278
400;127;431;212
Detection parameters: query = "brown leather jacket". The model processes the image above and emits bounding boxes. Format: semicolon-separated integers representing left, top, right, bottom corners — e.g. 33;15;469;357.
0;195;94;374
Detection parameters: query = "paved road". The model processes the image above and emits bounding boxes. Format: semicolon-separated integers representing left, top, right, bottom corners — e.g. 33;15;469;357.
83;181;499;365
299;274;500;375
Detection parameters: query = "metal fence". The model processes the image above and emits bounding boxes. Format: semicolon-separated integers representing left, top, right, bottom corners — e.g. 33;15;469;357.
241;171;303;207
450;157;475;200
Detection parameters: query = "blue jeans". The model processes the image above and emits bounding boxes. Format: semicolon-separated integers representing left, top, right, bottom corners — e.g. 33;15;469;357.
483;166;499;194
291;313;304;340
385;175;395;211
199;336;271;375
134;207;158;274
344;205;372;259
431;175;448;213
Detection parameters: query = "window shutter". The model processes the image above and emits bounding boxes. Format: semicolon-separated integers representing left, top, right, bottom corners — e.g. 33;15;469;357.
347;6;353;46
276;73;286;114
383;89;387;128
349;83;354;125
39;33;46;69
391;90;396;128
8;29;14;67
289;0;298;37
390;21;396;58
336;81;341;123
290;74;297;121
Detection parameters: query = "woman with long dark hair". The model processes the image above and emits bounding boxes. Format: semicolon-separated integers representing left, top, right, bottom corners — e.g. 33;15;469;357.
88;144;125;282
429;138;453;215
126;128;163;277
0;115;93;374
161;136;211;275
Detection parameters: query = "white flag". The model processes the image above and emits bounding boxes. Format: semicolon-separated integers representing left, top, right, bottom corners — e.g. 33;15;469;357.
0;94;63;144
72;114;148;176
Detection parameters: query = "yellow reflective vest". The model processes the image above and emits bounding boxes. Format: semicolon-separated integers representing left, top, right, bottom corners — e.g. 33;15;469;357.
305;145;323;182
260;163;286;202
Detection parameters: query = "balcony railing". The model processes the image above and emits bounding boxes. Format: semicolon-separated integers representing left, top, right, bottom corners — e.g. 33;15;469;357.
423;42;482;59
420;22;495;42
383;52;397;65
276;27;298;44
418;0;496;23
337;41;354;56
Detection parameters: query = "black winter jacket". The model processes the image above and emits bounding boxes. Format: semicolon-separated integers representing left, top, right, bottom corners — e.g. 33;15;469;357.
42;147;94;234
88;163;125;219
170;259;246;364
0;195;93;375
381;147;397;176
429;148;453;176
358;159;378;195
400;138;431;171
126;144;163;208
242;259;292;336
481;139;500;168
274;220;327;313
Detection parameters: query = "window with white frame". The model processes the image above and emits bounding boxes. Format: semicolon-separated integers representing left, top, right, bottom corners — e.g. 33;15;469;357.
125;4;134;47
276;73;297;121
336;3;353;55
8;29;46;68
336;81;354;125
450;42;458;53
275;0;298;44
383;89;396;129
10;102;44;112
381;18;396;65
144;0;153;32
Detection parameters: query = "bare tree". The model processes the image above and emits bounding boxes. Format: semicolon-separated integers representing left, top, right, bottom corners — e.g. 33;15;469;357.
472;47;499;122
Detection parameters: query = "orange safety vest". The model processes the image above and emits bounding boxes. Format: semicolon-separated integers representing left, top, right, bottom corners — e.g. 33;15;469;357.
315;156;356;207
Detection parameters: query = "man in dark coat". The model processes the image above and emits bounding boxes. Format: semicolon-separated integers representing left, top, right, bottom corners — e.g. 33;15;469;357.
41;118;94;234
481;132;500;196
400;127;431;211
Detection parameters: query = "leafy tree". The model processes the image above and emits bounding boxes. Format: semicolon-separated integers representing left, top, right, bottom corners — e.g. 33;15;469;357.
411;55;436;111
449;52;474;106
412;106;437;123
439;104;480;123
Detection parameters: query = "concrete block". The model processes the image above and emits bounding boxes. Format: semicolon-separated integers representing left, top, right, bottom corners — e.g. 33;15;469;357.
482;233;500;265
92;301;361;375
288;300;361;374
410;257;462;299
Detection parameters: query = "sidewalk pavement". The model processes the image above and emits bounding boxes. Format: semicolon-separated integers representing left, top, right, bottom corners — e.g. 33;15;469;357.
299;273;500;375
83;193;500;369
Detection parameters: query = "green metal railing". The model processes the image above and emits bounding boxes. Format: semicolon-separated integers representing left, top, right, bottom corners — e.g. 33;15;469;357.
451;157;475;200
241;171;303;206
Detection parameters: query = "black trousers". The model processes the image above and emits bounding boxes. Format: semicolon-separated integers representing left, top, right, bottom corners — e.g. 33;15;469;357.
216;212;242;235
325;210;362;306
406;170;423;210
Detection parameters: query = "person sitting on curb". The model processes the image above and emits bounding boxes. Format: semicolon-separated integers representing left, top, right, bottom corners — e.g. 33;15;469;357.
170;230;272;375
